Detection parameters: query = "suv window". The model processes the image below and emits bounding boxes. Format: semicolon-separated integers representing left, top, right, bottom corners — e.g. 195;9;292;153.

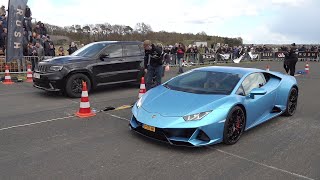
241;73;266;95
124;44;142;56
104;44;123;58
72;43;109;57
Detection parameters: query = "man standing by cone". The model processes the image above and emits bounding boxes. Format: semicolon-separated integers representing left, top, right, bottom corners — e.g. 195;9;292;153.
284;43;299;76
143;40;163;91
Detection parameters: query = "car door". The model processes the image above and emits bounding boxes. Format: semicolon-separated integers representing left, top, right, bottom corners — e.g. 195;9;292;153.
240;73;276;127
93;43;126;85
122;43;144;81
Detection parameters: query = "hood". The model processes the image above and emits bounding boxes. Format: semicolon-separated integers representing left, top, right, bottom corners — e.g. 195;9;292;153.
141;86;228;117
42;55;90;64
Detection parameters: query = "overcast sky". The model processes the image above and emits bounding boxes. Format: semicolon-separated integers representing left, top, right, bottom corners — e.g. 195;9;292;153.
1;0;318;44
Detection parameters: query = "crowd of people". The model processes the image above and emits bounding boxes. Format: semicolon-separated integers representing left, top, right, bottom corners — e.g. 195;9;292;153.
0;4;79;70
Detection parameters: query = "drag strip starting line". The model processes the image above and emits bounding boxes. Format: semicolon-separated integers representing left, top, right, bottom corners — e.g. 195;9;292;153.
105;113;315;180
0;104;133;132
0;115;75;132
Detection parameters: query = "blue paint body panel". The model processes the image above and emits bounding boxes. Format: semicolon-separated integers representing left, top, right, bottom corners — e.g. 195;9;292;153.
129;66;298;146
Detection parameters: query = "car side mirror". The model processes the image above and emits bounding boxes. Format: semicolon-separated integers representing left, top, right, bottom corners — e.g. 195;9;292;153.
249;88;267;99
100;54;109;61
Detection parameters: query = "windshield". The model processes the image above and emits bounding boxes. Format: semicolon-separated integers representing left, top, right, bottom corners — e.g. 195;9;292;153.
71;43;109;57
164;70;242;94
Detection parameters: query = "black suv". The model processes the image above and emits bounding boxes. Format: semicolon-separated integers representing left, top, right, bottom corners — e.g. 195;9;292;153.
33;41;145;98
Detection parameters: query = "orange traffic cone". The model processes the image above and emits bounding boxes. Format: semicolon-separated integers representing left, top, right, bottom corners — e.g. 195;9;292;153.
3;65;14;85
305;62;309;74
26;65;33;82
75;81;96;118
138;77;146;98
266;65;270;71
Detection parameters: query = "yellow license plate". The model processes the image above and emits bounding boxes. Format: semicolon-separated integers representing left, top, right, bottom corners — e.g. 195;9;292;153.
142;124;156;132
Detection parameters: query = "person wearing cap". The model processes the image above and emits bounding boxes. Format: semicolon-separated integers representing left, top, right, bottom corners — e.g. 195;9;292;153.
284;43;298;76
143;40;163;91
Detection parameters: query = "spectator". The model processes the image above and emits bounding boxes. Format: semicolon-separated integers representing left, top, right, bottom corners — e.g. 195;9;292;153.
33;23;41;35
67;42;77;55
48;44;55;57
40;23;47;36
24;5;32;41
28;42;38;71
58;46;65;56
36;42;45;61
143;40;163;91
176;43;185;74
170;43;178;65
0;5;5;16
43;36;53;56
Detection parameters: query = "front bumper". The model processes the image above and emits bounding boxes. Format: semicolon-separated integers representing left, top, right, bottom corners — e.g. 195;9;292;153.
129;115;221;147
33;71;65;92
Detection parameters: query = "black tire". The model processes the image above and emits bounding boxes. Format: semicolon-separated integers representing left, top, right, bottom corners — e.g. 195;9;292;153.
223;106;246;145
283;87;298;116
65;73;91;98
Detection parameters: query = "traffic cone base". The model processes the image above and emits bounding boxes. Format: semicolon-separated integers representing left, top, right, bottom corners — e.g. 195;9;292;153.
75;111;96;118
75;81;96;118
3;81;14;85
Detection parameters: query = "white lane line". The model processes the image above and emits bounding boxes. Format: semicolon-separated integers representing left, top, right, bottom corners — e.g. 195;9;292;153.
104;113;314;180
104;112;130;122
210;147;315;180
0;115;75;132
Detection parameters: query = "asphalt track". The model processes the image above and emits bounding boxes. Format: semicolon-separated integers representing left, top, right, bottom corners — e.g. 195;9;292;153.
0;61;319;180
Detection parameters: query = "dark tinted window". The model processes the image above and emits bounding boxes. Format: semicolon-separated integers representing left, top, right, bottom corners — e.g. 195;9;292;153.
125;44;142;56
164;70;242;95
72;43;108;57
104;44;123;58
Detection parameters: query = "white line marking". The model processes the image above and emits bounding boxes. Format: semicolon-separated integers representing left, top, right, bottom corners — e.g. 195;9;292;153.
0;115;75;132
100;113;314;180
104;112;130;122
210;147;315;180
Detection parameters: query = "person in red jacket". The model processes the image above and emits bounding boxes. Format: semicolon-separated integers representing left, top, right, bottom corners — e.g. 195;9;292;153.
176;43;185;74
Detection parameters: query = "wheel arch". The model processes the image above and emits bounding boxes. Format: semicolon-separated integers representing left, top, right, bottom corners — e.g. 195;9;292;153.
64;70;95;89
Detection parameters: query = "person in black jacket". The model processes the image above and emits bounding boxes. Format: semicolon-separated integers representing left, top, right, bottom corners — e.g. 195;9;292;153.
143;40;163;91
284;43;298;76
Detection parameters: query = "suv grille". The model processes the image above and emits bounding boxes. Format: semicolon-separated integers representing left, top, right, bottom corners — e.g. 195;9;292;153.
37;65;48;72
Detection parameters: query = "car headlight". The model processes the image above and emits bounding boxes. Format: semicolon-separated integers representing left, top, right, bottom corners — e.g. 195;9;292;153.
183;111;212;121
49;66;63;71
136;97;143;108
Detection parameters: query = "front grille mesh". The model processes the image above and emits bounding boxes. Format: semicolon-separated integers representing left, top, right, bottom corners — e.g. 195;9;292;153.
37;65;48;72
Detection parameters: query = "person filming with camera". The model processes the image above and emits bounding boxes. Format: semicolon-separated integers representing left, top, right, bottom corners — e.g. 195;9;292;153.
283;43;298;76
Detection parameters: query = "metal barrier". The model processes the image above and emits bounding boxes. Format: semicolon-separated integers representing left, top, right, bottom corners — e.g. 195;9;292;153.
167;51;320;66
0;56;54;74
0;52;318;73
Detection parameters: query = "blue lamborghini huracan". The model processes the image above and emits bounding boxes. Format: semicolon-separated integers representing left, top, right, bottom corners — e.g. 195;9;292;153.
129;66;299;146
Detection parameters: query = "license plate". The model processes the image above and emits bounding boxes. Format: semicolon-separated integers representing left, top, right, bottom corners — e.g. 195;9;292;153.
142;124;155;132
33;73;40;79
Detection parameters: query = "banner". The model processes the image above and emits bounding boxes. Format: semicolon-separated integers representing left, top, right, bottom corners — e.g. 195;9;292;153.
220;53;230;60
260;52;274;59
6;0;28;62
275;52;285;58
202;54;215;59
298;52;318;58
248;52;259;59
233;55;244;64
